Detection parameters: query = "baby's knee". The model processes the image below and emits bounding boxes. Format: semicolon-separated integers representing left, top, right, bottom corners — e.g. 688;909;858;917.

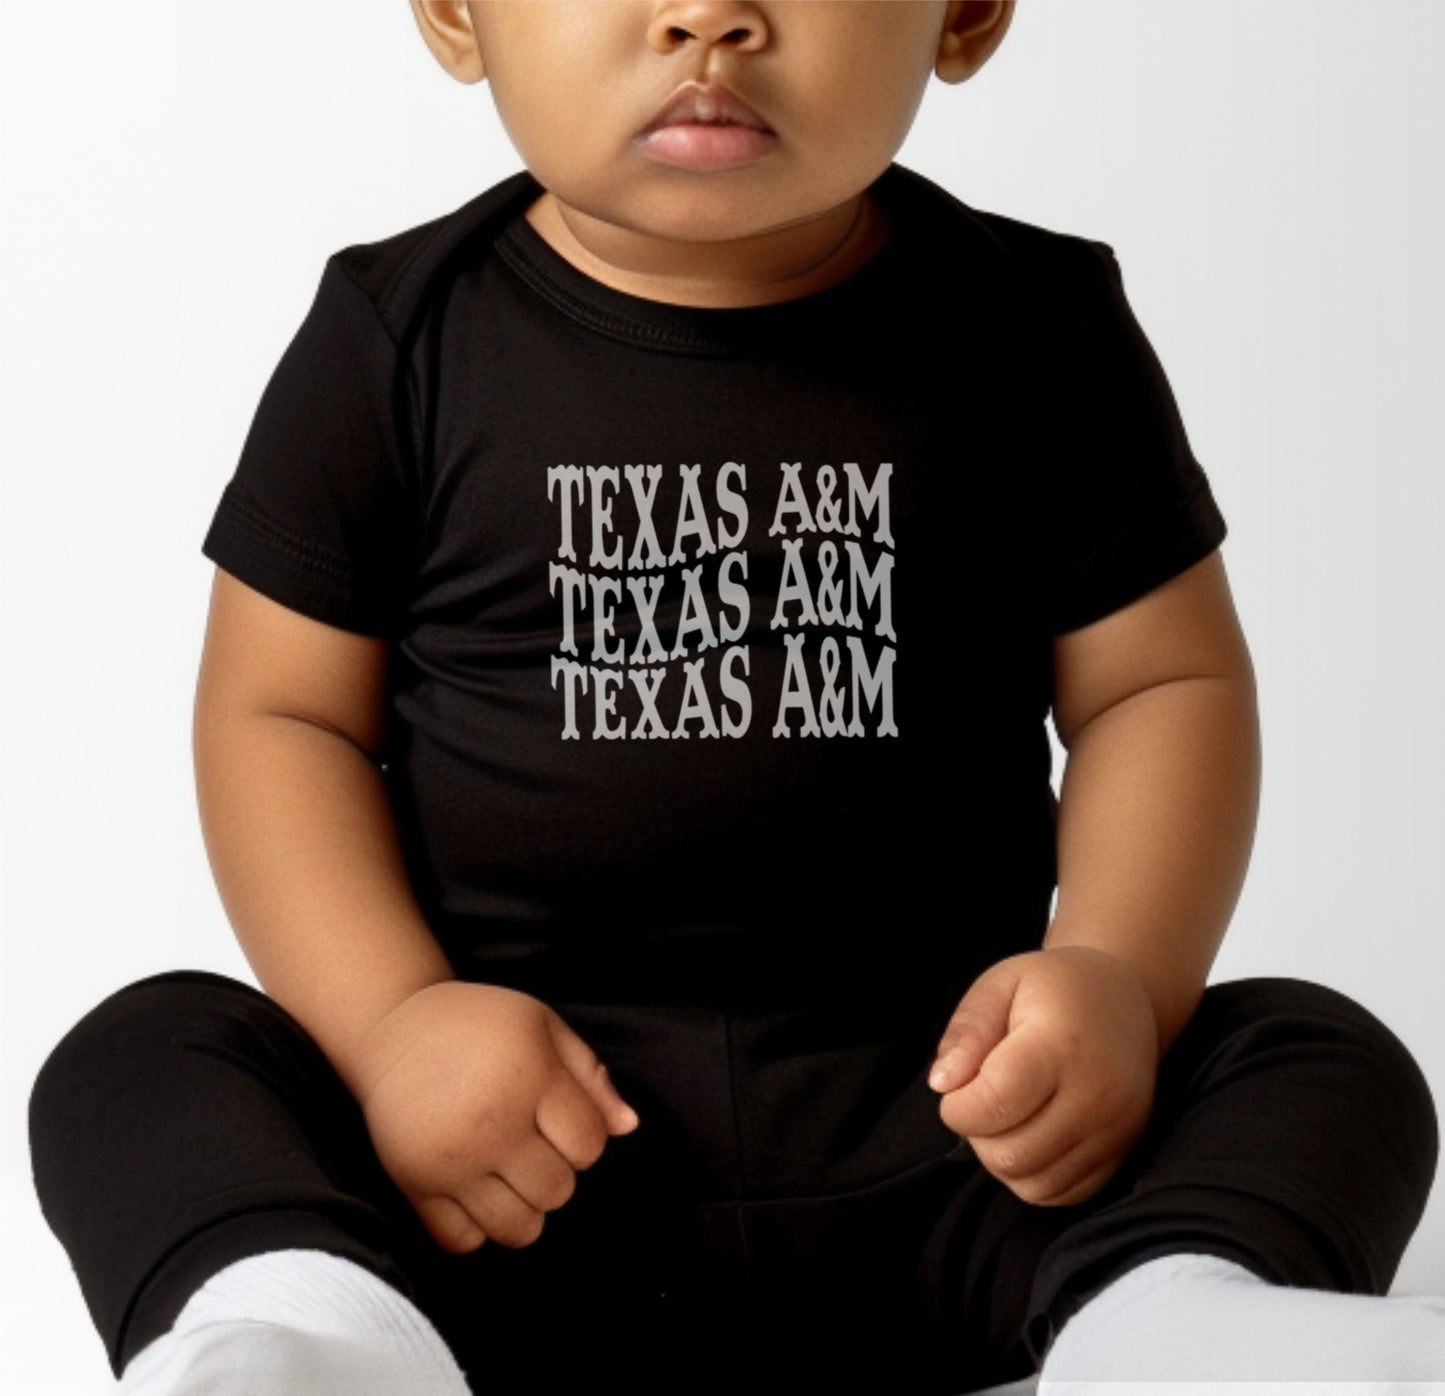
28;970;273;1174
1198;975;1438;1177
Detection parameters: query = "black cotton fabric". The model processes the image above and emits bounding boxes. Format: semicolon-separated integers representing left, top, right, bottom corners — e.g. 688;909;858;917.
199;160;1228;1017
28;970;1438;1390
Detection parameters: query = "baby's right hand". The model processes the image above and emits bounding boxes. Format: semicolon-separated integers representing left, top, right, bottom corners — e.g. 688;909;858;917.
345;980;640;1256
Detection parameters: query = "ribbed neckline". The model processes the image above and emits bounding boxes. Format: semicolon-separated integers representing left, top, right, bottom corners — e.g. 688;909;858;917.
492;161;922;356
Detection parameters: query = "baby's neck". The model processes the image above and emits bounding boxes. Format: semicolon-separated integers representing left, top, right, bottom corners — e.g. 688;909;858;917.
520;185;892;310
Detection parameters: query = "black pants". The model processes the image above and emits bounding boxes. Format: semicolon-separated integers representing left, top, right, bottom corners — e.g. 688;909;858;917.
27;970;1439;1395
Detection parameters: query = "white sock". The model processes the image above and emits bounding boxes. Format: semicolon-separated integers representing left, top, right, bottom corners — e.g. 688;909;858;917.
1034;1251;1445;1389
117;1248;473;1395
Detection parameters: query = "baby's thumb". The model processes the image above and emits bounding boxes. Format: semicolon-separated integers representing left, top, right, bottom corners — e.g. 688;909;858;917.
549;1017;640;1134
929;960;1021;1093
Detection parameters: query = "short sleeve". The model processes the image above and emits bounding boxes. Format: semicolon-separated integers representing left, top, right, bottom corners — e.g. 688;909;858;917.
1032;239;1228;635
200;254;417;639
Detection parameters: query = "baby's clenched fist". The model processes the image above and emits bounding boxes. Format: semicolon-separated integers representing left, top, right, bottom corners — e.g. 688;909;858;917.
347;980;640;1254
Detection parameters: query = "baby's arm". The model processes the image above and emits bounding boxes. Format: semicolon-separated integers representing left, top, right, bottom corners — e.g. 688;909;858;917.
929;549;1256;1205
1043;548;1260;1059
193;566;456;1097
193;568;640;1252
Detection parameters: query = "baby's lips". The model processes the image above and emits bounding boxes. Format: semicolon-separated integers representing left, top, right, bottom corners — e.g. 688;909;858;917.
637;80;774;137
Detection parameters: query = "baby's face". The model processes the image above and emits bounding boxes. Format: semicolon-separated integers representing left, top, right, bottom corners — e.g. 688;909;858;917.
413;2;1010;297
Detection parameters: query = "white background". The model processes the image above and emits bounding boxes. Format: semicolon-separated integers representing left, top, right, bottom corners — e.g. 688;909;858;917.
4;2;1444;1389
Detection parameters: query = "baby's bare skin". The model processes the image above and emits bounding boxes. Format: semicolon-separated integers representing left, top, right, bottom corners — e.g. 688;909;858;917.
409;1;1008;307
349;980;640;1255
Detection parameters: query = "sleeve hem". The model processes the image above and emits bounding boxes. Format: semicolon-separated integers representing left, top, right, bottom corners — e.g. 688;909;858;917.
200;486;393;638
212;484;354;579
1046;475;1229;635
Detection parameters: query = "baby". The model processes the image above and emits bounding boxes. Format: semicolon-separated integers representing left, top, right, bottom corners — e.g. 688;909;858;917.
28;3;1445;1394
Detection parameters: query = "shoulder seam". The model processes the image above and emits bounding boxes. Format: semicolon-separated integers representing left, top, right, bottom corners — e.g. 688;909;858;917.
319;168;542;346
326;253;403;351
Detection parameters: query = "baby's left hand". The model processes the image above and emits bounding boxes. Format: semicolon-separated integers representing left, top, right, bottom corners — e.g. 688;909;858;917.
928;945;1159;1207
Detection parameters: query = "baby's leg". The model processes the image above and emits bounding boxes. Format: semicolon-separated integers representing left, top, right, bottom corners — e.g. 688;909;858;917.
27;973;738;1394
919;976;1442;1387
27;969;470;1391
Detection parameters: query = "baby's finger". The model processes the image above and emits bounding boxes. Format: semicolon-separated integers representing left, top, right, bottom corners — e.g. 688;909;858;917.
500;1131;581;1215
970;1093;1077;1185
414;1193;488;1256
1012;1135;1124;1208
453;1171;547;1250
939;1024;1058;1139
